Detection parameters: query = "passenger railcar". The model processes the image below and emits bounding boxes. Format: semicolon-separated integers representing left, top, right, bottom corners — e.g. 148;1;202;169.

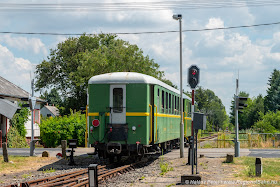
87;72;192;162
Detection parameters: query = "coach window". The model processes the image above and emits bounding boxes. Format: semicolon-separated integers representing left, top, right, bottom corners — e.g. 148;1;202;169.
175;96;177;114
172;95;174;114
113;88;123;113
169;93;171;114
165;92;168;113
157;89;160;108
162;90;165;113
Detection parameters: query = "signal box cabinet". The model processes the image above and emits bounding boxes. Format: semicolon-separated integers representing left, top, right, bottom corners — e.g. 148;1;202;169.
193;112;206;130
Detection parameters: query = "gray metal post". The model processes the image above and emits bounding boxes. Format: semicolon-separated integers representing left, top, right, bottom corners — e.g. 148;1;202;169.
30;79;35;156
179;17;184;158
191;90;195;174
235;79;240;157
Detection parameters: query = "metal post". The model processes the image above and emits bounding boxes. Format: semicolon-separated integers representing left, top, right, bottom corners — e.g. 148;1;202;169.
235;79;240;157
191;89;195;174
30;79;35;156
195;129;198;174
179;17;184;158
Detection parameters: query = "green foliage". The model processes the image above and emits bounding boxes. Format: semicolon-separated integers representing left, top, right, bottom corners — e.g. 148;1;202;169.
195;87;228;131
159;157;173;175
264;69;280;113
43;167;56;173
40;88;62;106
253;111;280;133
7;126;28;148
10;104;29;137
230;93;264;130
35;34;168;115
39;111;86;147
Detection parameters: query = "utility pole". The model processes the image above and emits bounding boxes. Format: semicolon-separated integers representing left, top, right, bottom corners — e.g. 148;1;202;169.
235;78;240;157
29;79;36;156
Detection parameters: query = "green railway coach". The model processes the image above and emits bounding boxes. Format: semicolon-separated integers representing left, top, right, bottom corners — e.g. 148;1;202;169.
87;72;192;162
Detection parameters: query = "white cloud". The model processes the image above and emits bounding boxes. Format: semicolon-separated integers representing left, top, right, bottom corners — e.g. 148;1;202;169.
0;35;48;55
0;44;32;92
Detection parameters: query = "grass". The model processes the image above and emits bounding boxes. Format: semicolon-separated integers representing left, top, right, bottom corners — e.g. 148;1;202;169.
0;155;56;174
22;173;32;179
231;157;280;182
159;157;173;176
43;167;56;174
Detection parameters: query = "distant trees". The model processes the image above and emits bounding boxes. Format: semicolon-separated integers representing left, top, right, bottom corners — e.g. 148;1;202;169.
229;69;280;133
195;87;228;131
264;69;280;113
35;34;170;114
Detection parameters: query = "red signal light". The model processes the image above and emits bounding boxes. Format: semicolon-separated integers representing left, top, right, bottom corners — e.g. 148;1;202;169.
191;69;197;75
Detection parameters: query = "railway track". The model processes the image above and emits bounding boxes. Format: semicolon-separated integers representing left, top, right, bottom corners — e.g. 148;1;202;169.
5;135;217;187
7;161;144;187
198;134;218;142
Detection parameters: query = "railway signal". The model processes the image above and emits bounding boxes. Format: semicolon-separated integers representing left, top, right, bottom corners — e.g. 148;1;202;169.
236;96;248;113
188;65;200;89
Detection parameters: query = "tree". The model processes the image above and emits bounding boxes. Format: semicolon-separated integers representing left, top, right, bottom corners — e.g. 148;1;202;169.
241;94;264;129
40;88;62;106
253;111;280;133
264;69;280;113
35;34;168;114
194;87;228;131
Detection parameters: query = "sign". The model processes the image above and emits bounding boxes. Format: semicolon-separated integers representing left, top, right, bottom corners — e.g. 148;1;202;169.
92;119;100;127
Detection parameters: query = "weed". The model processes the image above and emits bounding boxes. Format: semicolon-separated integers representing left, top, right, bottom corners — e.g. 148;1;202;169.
166;183;175;187
140;176;145;180
22;173;31;179
43;167;56;174
160;162;173;175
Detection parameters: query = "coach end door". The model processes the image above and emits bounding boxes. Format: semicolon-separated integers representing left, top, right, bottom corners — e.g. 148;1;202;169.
109;85;127;141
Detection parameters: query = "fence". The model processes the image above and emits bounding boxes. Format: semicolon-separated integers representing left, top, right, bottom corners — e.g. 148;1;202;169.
198;132;280;148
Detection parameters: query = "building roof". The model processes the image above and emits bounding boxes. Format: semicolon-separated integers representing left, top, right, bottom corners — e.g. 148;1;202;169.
88;72;191;100
0;76;44;102
0;76;29;99
43;105;60;116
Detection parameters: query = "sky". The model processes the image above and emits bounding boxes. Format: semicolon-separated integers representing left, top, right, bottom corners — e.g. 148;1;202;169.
0;0;280;114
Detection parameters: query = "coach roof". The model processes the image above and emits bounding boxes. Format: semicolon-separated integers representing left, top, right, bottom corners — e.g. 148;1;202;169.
88;72;191;100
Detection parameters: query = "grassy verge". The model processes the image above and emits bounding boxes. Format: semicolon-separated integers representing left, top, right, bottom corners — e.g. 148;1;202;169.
0;156;56;174
231;157;280;183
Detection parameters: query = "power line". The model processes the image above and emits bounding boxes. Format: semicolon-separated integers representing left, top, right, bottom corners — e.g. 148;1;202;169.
0;1;280;11
0;21;280;36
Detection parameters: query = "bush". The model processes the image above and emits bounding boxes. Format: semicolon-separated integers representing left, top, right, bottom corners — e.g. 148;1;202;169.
7;126;29;148
10;104;29;137
39;110;86;147
253;111;280;133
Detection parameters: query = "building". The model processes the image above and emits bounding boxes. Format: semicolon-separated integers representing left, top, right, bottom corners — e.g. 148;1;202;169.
41;104;60;117
0;76;44;145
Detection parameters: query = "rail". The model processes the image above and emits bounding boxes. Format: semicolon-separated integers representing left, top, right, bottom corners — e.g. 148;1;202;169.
7;161;144;187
